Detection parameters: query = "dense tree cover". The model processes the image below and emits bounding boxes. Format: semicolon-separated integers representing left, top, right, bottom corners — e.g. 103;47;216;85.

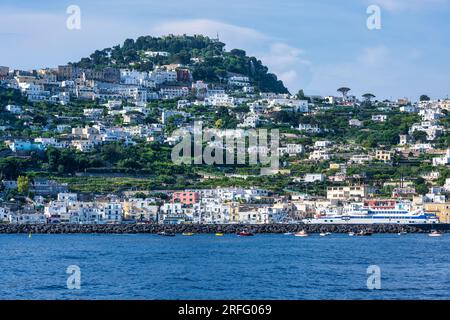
71;35;288;93
276;106;421;147
41;142;195;176
0;87;28;106
0;157;33;179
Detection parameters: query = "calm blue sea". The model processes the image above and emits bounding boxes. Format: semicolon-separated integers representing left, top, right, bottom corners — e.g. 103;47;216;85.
0;233;449;300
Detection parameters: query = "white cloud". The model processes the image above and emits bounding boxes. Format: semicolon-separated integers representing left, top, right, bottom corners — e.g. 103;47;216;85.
258;42;312;90
365;0;447;12
308;45;395;98
357;45;389;65
150;19;312;92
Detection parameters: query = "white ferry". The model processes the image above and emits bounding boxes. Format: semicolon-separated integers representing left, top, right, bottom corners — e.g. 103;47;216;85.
303;201;439;225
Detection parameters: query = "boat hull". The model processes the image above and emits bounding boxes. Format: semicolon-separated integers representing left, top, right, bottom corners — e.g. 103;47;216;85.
303;217;439;225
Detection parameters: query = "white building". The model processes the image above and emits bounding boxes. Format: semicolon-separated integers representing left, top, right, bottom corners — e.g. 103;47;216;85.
433;149;450;167
371;114;387;122
304;173;326;183
238;113;259;128
278;144;304;156
159;86;189;99
228;75;250;87
269;99;309;113
314;140;332;149
309;150;331;161
349;119;362;127
5;104;22;114
205;93;235;107
298;123;321;133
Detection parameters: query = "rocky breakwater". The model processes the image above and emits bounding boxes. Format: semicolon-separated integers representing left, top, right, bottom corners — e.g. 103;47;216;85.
0;223;449;234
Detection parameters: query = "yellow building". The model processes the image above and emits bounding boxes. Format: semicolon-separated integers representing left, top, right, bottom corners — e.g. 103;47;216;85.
327;185;368;200
375;150;393;162
424;203;450;223
229;202;240;223
122;199;158;221
329;163;341;170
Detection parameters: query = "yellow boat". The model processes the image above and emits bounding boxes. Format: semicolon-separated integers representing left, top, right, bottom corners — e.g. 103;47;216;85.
182;232;194;236
215;233;224;236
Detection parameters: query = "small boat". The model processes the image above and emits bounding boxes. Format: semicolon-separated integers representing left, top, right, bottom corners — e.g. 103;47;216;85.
320;232;331;237
398;231;407;235
157;231;175;237
348;232;355;236
429;230;443;237
28;233;32;239
294;230;309;237
182;232;194;236
237;231;254;237
283;232;293;236
215;233;224;236
356;230;372;236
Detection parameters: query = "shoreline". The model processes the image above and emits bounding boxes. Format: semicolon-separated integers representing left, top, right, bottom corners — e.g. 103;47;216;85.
0;223;449;234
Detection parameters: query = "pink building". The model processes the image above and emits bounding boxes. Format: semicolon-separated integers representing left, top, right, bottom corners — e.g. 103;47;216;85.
172;191;200;205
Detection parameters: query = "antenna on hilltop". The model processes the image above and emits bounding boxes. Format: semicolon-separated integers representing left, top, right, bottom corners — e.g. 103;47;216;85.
212;32;220;42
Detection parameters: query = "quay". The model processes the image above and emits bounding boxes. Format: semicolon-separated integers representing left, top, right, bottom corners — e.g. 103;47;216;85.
0;223;449;234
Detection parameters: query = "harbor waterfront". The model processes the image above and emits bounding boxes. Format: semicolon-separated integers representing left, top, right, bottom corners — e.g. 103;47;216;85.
1;233;449;300
1;223;450;234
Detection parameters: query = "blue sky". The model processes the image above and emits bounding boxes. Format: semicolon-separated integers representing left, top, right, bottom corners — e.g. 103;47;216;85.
1;0;449;100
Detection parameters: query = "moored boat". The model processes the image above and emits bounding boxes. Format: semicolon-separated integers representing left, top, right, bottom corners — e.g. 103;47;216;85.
182;232;194;236
319;232;331;236
356;230;372;236
215;233;224;236
428;230;443;237
158;231;175;237
237;231;254;236
294;230;309;237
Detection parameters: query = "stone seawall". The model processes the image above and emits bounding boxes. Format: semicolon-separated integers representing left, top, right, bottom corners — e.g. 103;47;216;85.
0;223;449;234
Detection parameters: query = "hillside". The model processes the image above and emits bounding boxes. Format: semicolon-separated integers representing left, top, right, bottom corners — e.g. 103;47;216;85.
70;34;289;93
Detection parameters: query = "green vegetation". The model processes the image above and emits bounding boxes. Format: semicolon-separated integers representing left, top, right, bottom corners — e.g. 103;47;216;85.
72;35;288;93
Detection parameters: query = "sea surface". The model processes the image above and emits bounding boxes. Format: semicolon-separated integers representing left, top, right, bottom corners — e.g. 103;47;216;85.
0;233;449;300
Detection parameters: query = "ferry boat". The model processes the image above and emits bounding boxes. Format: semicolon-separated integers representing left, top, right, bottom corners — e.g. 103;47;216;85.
303;201;439;225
